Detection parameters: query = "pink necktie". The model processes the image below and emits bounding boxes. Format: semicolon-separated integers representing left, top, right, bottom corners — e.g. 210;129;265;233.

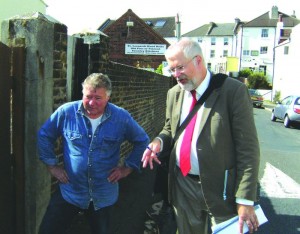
179;90;198;176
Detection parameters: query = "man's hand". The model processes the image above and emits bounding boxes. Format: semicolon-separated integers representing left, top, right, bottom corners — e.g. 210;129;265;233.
108;166;133;184
237;204;259;234
141;139;161;169
47;165;69;184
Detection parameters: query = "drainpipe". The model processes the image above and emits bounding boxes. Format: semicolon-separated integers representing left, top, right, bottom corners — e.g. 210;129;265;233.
239;26;244;72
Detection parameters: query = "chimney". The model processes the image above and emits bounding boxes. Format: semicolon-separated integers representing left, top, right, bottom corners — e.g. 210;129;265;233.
270;5;279;19
175;13;181;40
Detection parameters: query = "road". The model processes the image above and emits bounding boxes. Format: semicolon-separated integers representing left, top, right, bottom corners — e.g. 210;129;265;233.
253;107;300;234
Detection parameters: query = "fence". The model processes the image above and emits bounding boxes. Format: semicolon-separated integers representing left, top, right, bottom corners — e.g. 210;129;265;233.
0;42;25;234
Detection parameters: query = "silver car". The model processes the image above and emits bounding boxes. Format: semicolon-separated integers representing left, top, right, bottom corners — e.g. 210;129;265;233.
271;95;300;128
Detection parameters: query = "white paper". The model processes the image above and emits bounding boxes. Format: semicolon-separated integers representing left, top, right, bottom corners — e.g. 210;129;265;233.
212;205;268;234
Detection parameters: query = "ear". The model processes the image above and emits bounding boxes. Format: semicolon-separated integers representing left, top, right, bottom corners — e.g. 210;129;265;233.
195;55;202;65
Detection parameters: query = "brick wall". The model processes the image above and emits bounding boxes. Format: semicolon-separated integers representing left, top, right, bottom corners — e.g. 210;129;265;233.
108;62;172;141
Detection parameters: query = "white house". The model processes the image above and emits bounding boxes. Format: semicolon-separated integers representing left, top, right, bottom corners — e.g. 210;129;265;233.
181;19;242;75
273;24;300;99
237;6;300;84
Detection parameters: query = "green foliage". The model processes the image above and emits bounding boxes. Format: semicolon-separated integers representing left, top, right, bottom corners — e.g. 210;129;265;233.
273;90;281;103
239;68;253;78
247;72;272;89
155;64;163;74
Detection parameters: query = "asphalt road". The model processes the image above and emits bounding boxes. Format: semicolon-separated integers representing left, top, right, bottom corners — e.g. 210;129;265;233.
252;106;300;234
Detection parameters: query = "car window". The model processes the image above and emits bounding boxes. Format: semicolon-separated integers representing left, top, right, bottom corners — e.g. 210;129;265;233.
281;96;291;105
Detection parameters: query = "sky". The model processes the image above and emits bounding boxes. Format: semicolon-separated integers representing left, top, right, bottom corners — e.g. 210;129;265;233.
45;0;300;35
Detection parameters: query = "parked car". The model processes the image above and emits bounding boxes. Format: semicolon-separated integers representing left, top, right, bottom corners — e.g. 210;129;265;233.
271;95;300;128
248;89;264;108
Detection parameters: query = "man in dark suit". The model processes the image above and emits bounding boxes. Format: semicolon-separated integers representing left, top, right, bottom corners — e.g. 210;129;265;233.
142;38;260;234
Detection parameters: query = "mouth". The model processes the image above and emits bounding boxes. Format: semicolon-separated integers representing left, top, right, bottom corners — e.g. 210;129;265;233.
177;78;188;84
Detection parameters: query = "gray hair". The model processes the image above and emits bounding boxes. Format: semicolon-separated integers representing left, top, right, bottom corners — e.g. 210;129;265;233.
82;73;112;96
165;37;205;63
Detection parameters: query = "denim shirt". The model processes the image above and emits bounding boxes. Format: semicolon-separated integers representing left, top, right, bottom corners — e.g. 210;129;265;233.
38;101;149;210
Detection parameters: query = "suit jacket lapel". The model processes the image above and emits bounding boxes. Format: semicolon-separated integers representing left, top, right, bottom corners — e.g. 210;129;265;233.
198;89;219;132
173;89;184;133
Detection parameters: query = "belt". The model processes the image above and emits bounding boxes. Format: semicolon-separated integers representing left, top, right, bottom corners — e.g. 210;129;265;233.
176;165;200;180
186;173;200;180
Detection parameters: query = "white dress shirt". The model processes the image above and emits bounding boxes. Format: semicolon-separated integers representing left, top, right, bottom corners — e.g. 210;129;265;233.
176;70;211;175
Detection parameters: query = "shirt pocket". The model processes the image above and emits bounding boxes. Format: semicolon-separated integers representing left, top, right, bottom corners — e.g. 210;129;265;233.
64;131;84;156
98;136;121;158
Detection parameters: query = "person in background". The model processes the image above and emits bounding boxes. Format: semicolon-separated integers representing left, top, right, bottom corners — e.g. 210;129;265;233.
142;38;260;234
38;73;149;234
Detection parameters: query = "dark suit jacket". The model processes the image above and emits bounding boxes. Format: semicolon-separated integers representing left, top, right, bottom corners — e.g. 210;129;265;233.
158;74;260;217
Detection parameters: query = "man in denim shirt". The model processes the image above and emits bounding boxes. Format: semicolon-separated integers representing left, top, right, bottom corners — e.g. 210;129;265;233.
38;73;149;234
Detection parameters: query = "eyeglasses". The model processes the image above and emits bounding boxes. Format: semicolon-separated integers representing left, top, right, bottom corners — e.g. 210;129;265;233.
168;56;197;75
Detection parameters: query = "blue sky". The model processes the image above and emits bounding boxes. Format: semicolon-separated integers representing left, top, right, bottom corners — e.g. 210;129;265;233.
45;0;300;35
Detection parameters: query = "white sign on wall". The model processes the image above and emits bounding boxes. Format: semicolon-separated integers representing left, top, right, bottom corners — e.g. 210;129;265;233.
125;44;166;55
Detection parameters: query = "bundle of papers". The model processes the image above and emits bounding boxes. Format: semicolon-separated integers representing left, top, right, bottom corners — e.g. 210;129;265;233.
212;205;268;234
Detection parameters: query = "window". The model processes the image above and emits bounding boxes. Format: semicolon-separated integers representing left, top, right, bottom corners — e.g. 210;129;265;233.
282;96;292;105
224;37;228;45
284;46;289;55
243;50;250;56
198;37;203;43
261;29;268;38
154;20;166;27
207;63;212;70
251;50;259;56
259;65;266;75
223;50;228;57
145;21;153;26
210;50;215;58
260;46;268;54
211;37;216;46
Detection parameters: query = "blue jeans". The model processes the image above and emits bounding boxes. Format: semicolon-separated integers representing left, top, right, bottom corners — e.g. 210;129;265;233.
39;188;112;234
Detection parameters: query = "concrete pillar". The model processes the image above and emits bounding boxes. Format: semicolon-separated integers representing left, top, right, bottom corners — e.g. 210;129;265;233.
1;12;67;234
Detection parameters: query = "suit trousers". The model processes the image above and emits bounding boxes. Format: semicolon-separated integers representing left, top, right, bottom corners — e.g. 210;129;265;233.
172;166;236;234
172;166;211;234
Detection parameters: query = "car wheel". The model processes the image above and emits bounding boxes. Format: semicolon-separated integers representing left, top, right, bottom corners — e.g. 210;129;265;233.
271;111;276;121
283;115;290;128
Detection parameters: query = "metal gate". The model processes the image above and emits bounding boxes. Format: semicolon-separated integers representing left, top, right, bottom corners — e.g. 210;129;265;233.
0;42;25;234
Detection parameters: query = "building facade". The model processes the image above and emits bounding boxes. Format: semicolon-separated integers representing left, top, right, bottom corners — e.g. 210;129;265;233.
98;9;171;70
237;6;300;84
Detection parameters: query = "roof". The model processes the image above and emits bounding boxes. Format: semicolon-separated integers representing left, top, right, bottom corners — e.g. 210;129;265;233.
244;11;300;28
142;17;175;37
182;22;239;37
98;15;176;38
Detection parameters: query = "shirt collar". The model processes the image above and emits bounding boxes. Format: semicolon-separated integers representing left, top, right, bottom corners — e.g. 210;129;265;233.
194;69;211;98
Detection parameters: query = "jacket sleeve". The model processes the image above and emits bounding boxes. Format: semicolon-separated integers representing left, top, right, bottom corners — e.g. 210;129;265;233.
230;83;260;201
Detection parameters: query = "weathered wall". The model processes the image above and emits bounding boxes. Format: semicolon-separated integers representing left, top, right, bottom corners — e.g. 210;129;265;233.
1;12;68;234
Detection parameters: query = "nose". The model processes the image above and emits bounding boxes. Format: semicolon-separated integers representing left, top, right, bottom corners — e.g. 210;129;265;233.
89;99;96;106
